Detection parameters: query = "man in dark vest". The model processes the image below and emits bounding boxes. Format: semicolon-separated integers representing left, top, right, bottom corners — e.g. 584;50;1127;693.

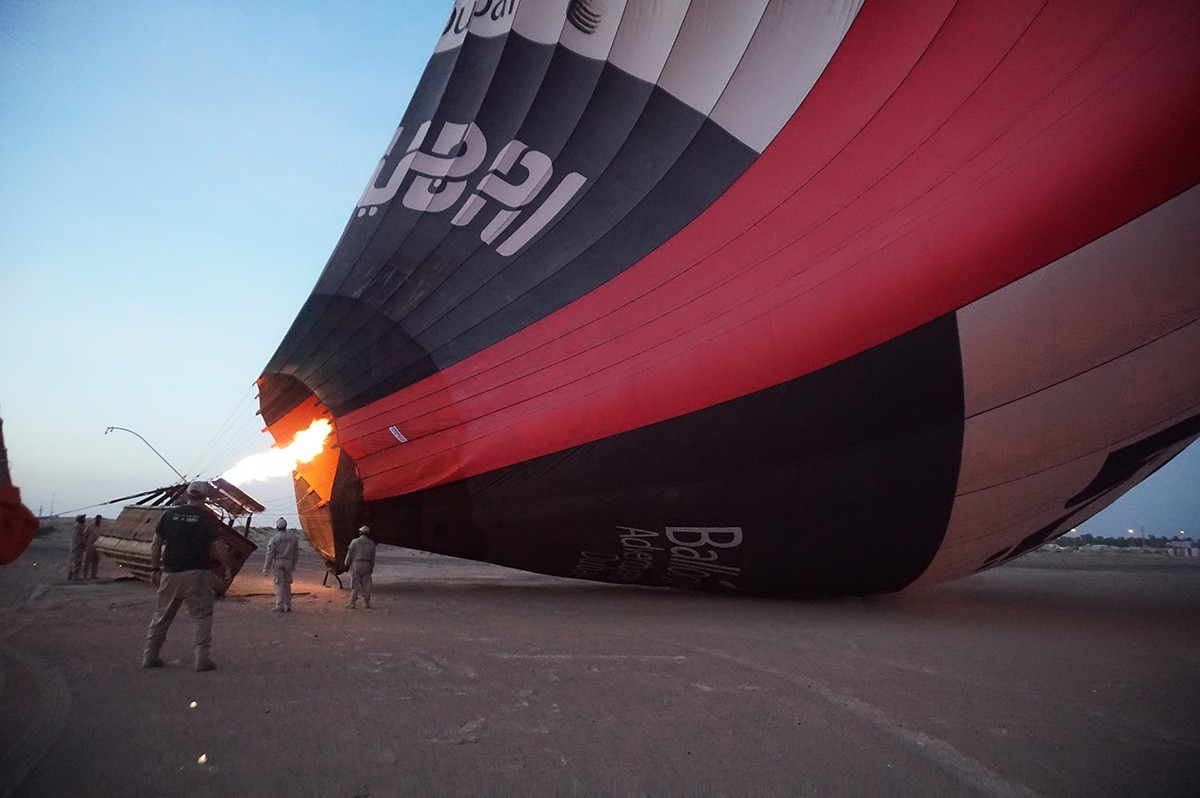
142;481;227;671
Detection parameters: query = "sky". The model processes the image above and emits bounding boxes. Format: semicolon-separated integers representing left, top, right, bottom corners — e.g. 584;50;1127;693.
2;1;1197;538
1;1;450;525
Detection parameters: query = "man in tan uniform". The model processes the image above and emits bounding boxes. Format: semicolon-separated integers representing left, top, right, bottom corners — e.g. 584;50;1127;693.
142;482;227;671
82;514;103;579
263;517;300;612
68;514;86;580
344;525;376;609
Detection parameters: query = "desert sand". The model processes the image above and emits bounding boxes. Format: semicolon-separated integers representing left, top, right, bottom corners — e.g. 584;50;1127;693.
2;520;1198;797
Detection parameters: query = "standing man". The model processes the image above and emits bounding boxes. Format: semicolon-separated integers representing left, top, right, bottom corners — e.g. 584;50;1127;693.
344;525;376;609
263;517;300;612
82;514;103;579
68;514;86;580
142;481;227;671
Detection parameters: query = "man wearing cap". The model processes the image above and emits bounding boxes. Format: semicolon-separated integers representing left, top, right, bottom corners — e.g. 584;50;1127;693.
67;514;86;580
344;525;376;609
82;514;104;579
142;481;227;671
263;517;301;612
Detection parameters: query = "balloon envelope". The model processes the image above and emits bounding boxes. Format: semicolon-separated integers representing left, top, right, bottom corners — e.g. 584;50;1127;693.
259;0;1200;595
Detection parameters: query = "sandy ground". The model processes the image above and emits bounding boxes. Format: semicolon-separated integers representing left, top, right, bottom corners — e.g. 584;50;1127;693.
2;523;1199;797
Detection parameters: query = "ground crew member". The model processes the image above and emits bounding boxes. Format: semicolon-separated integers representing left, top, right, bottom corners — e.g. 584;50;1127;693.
82;514;103;578
142;481;229;671
68;514;86;580
344;525;376;609
263;517;300;612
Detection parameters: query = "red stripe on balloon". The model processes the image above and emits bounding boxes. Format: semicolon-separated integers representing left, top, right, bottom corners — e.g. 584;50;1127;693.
339;0;1200;500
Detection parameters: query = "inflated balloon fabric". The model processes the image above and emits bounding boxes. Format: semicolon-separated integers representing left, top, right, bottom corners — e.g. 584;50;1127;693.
259;0;1200;595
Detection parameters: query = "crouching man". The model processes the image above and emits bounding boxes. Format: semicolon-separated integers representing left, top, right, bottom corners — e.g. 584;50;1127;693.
142;481;230;672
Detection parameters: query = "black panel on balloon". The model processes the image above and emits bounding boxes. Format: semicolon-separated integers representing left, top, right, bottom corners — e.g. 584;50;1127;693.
365;314;965;596
266;32;757;417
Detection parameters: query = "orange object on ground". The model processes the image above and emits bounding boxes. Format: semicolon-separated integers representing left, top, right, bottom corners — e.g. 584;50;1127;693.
0;484;37;565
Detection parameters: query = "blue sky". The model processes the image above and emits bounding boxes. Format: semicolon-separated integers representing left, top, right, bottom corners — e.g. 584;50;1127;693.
2;1;1197;538
1;1;449;524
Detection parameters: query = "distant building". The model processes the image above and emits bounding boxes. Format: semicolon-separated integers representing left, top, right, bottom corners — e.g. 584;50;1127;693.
1165;541;1199;557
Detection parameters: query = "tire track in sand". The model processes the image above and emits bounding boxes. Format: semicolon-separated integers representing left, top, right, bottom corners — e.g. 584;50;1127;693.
0;607;71;797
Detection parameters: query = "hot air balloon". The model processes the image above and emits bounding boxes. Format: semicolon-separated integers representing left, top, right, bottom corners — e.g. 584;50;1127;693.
258;0;1200;596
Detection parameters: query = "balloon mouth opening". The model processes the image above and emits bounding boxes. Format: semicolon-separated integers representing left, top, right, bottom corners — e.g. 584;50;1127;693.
257;375;362;563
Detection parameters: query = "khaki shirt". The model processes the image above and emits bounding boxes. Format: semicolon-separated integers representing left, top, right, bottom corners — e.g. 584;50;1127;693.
84;520;103;547
264;529;301;571
344;535;376;570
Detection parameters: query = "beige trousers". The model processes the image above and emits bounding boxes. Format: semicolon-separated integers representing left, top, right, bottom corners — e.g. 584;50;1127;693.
271;563;295;609
68;543;83;580
349;563;373;607
143;569;214;666
83;546;99;578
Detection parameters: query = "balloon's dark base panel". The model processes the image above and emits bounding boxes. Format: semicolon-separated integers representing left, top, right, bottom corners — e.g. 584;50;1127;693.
360;315;965;597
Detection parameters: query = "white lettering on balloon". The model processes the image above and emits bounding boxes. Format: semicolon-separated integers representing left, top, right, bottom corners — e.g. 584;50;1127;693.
443;0;519;37
569;525;744;589
356;119;587;257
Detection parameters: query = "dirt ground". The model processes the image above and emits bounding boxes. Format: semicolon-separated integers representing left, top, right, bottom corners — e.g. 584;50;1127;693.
2;522;1199;797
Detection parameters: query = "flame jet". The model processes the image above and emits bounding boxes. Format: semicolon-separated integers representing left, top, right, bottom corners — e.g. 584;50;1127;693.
257;0;1200;595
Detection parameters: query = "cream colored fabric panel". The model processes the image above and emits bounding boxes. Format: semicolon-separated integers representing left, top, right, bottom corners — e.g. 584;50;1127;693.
512;0;569;45
710;0;864;151
959;185;1200;418
914;428;1192;586
928;322;1200;584
436;0;471;53
559;0;629;60
956;322;1200;494
919;185;1200;585
438;0;525;53
447;0;861;152
915;452;1107;585
656;0;771;117
608;0;692;85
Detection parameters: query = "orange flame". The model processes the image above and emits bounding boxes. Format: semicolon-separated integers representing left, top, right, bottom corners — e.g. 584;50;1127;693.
222;419;332;485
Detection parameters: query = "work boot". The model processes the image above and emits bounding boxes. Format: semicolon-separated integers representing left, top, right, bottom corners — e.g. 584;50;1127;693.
348;601;357;609
271;605;284;612
142;656;164;669
195;659;217;672
364;602;371;609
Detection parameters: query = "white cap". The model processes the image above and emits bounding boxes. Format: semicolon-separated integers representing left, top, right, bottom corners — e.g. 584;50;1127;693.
275;517;287;530
358;525;370;534
186;481;208;498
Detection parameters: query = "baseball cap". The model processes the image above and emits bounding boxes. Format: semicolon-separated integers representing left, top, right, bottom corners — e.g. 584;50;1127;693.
186;481;209;498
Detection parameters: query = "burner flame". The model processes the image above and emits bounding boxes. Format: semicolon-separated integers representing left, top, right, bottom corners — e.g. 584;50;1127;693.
222;419;332;484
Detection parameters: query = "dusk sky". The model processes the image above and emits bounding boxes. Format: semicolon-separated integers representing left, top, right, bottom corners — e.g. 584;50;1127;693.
2;1;1197;538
